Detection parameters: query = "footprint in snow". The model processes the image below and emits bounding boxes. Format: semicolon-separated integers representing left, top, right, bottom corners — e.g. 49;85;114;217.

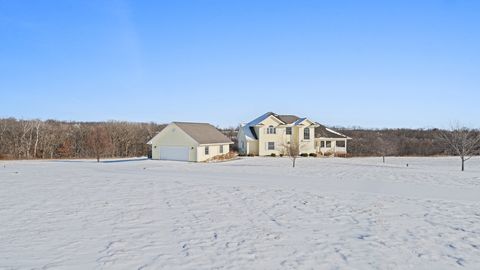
357;234;370;240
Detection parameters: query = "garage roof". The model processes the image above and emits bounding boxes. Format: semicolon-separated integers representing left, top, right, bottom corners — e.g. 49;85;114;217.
173;122;233;145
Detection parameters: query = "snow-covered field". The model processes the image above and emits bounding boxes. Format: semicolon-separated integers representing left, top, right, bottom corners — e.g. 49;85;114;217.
1;157;480;269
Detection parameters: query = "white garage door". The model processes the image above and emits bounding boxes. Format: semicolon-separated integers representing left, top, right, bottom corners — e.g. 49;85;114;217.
159;146;190;161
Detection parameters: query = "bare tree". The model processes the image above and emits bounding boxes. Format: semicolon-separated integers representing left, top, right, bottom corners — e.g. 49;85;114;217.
282;141;301;168
87;126;112;162
438;125;480;171
33;120;42;158
0;118;165;160
19;121;34;159
337;128;447;157
0;119;9;158
0;119;7;141
375;135;397;164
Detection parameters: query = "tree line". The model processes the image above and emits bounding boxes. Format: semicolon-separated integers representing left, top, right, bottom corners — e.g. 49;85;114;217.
1;118;478;168
338;128;449;157
337;127;480;171
335;127;479;158
0;118;165;160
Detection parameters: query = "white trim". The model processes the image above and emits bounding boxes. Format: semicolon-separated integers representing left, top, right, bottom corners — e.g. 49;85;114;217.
315;137;352;140
324;128;352;139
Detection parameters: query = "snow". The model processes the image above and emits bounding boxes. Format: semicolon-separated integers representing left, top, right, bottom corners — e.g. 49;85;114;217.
246;112;273;126
325;127;350;139
292;117;307;125
1;157;480;269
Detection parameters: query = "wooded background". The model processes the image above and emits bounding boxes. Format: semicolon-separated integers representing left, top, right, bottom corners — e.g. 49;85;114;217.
0;118;164;160
0;118;477;159
338;128;449;157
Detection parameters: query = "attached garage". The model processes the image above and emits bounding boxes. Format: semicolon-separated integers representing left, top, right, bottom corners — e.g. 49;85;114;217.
147;122;233;162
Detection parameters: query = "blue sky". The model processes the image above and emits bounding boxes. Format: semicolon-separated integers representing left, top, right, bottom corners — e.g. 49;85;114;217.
1;0;479;128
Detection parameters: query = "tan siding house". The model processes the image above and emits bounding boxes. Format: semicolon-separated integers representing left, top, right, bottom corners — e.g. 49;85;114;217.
148;122;233;162
238;112;351;156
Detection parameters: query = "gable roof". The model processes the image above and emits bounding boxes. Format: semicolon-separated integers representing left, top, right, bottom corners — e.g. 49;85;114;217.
146;125;167;145
173;122;233;144
247;112;280;126
292;117;309;125
315;124;351;139
247;112;305;126
241;112;349;140
242;112;319;142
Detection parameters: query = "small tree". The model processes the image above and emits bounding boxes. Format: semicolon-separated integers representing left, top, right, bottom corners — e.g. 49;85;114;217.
87;126;112;162
282;141;301;168
375;135;397;164
438;125;480;171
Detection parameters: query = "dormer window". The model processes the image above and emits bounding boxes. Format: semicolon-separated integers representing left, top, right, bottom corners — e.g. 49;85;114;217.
267;125;276;134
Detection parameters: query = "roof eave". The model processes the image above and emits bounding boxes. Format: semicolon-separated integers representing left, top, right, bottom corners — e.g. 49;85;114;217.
199;142;234;146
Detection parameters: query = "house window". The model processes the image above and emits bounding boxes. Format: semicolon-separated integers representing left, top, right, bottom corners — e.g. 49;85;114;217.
321;141;325;148
268;142;275;150
336;141;346;147
220;145;224;153
326;141;332;148
205;146;209;155
267;125;276;134
304;128;310;140
286;127;292;135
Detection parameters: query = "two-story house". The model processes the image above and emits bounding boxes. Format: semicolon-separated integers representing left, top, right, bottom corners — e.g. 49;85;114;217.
238;112;350;156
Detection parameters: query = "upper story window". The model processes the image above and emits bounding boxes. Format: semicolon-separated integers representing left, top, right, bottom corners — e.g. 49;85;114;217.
286;127;292;135
304;128;310;140
267;125;276;134
205;146;209;155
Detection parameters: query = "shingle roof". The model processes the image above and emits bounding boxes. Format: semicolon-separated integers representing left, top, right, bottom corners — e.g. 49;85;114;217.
173;122;233;144
276;114;300;124
247;112;303;126
242;112;349;140
315;124;349;139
